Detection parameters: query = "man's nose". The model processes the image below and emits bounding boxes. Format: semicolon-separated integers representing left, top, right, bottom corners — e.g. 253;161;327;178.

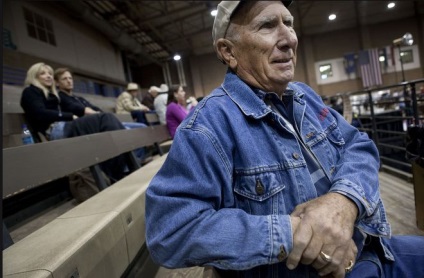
277;28;297;51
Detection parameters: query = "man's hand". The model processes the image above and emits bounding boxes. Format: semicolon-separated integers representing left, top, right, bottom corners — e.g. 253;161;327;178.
140;105;150;112
316;239;357;278
187;96;198;107
286;193;358;277
84;107;99;115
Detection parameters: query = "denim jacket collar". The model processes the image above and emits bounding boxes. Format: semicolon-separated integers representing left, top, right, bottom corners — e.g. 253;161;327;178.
221;69;305;120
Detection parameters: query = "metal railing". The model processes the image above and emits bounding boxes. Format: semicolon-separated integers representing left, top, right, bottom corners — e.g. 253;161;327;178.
338;78;424;176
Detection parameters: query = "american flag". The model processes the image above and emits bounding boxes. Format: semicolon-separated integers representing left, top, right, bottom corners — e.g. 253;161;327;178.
358;48;382;88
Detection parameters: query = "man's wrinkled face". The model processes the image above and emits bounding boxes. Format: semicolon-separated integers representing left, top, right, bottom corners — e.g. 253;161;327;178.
128;90;139;96
150;90;159;97
56;71;74;92
226;1;298;93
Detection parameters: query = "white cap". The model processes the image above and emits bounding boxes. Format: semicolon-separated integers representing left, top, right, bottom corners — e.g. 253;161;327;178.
212;1;292;49
127;82;139;91
149;86;161;93
159;84;169;92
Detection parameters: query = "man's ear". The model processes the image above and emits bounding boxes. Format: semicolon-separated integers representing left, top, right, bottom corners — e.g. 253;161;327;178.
216;38;237;68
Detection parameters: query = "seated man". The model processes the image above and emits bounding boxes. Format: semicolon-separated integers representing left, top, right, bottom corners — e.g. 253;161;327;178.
54;68;102;115
54;67;150;164
116;83;150;125
142;85;161;110
153;84;169;125
145;1;424;278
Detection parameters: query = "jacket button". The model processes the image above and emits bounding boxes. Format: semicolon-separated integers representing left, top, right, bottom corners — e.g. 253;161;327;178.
277;245;286;261
277;253;285;261
306;132;314;138
292;152;300;159
255;179;265;195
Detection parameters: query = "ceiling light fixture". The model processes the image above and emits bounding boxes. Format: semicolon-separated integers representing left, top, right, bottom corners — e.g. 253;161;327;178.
393;32;413;46
387;2;395;9
173;54;181;61
329;14;336;21
211;9;217;16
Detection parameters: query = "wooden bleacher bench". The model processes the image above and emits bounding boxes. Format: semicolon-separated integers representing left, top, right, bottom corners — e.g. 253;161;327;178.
114;113;135;123
3;126;171;277
3;84;173;277
3;154;169;278
3;84;27;147
2;84;156;148
146;111;160;125
3;125;171;199
3;113;27;147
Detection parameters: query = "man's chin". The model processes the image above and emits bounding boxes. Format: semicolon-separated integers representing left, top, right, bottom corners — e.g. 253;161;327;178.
280;73;294;83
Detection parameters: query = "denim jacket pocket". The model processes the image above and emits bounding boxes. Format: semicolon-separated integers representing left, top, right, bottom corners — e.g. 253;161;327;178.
304;120;345;149
234;170;287;215
304;121;346;170
325;122;346;147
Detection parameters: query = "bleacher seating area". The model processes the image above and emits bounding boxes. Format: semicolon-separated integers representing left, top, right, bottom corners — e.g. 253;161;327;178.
2;83;172;277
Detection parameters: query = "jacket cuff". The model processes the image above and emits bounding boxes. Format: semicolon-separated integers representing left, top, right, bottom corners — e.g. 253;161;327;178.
329;179;374;220
270;215;292;264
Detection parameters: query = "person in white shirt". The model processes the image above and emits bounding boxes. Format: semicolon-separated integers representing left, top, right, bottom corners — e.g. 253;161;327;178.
153;84;169;125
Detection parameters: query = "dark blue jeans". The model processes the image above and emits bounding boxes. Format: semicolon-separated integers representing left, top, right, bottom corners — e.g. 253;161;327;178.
131;110;148;125
122;122;148;160
349;235;424;278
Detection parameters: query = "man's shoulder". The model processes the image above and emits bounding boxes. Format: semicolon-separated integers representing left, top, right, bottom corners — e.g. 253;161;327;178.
187;88;234;121
58;90;70;97
117;91;131;100
156;93;168;99
289;81;312;91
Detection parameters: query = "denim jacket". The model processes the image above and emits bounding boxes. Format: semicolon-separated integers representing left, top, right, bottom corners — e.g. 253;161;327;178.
146;70;392;277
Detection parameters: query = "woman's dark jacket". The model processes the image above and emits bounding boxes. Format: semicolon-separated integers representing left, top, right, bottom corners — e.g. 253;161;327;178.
20;85;84;135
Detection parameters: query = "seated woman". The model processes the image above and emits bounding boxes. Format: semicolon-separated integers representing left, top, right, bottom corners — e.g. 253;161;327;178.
20;62;128;182
165;85;198;138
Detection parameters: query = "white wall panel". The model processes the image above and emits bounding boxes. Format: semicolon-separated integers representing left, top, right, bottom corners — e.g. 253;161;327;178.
6;1;125;82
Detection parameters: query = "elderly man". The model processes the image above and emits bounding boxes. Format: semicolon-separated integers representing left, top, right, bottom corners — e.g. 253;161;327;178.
142;85;161;110
116;82;150;124
146;1;424;277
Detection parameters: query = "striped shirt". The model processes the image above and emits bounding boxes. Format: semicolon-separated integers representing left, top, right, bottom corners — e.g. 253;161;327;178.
265;93;330;195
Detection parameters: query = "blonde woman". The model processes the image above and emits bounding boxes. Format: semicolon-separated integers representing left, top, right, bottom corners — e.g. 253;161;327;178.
20;62;77;140
20;62;128;182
